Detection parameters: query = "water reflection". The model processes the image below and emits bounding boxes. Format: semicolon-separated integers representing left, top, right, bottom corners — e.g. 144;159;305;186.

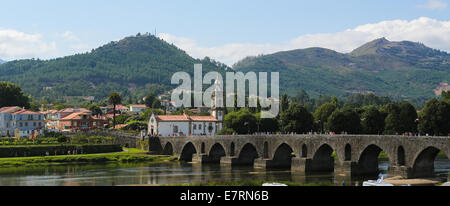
0;159;447;186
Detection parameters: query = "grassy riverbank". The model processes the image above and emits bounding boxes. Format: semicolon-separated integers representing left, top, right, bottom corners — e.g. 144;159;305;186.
0;148;177;168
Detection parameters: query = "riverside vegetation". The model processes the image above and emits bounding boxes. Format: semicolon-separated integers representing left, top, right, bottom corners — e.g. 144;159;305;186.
0;147;177;168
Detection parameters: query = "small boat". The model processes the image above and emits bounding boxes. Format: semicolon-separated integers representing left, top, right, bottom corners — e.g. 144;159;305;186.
363;175;394;186
262;182;288;186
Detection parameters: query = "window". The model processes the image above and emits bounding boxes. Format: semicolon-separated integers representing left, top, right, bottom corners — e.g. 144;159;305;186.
199;124;202;130
33;122;36;127
25;122;28;127
38;122;42;127
19;122;23;127
193;124;197;130
173;125;179;134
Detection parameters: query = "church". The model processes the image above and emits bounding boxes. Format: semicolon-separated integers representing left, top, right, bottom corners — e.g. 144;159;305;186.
147;109;223;137
148;78;224;137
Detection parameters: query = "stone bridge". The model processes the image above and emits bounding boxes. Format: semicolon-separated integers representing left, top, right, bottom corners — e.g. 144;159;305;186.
149;135;450;179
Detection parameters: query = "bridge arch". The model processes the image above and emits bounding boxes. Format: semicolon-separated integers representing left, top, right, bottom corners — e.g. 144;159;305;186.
309;144;335;172
301;144;308;158
235;143;259;166
397;146;405;166
207;143;227;164
269;143;294;169
179;142;197;162
411;146;448;178
201;142;206;154
263;142;269;158
355;144;391;176
345;144;352;161
162;142;174;155
230;142;235;156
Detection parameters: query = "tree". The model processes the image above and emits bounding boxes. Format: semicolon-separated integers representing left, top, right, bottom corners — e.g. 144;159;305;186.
88;104;102;117
223;109;257;134
107;92;122;129
254;113;279;133
280;103;314;134
144;93;161;109
442;91;450;101
418;98;450;136
314;102;337;132
398;102;418;133
361;106;385;134
383;102;418;134
0;82;30;108
280;93;290;114
382;103;402;134
327;108;362;134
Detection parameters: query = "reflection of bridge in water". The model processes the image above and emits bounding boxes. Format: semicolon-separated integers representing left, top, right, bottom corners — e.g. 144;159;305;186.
149;135;450;179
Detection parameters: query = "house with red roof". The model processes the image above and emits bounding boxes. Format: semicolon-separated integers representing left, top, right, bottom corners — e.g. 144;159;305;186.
58;112;104;132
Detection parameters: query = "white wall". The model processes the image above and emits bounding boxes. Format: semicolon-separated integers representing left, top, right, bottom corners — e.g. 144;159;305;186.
158;121;190;137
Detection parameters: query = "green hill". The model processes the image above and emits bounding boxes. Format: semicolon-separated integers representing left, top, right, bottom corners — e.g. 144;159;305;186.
0;33;229;102
233;38;450;102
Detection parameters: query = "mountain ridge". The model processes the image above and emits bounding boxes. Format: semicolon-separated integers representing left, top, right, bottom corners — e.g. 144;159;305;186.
0;33;229;102
233;38;450;101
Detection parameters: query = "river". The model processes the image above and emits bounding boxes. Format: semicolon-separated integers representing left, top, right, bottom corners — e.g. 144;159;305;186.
0;158;448;186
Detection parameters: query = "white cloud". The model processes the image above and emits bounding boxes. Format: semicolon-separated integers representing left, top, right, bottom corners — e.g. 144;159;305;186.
60;31;80;42
0;29;58;60
159;17;450;66
417;0;447;10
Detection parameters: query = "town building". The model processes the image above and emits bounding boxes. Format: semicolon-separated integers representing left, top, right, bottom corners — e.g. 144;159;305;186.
58;112;104;132
0;107;45;138
148;78;224;137
100;104;129;115
129;104;148;113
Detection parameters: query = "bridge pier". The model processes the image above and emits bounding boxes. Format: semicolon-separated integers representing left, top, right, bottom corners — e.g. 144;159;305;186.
192;154;206;163
387;165;410;178
220;156;238;166
254;158;270;169
291;158;310;173
334;161;353;176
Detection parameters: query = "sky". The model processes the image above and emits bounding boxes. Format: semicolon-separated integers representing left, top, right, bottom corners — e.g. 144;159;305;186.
0;0;450;65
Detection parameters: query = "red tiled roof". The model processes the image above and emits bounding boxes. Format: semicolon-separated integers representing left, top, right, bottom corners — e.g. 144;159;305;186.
61;112;99;120
12;110;42;115
59;108;91;113
130;104;148;108
155;114;218;122
0;106;23;113
189;116;219;122
156;115;190;121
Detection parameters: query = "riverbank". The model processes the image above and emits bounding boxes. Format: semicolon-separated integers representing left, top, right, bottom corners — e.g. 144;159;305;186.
0;148;178;168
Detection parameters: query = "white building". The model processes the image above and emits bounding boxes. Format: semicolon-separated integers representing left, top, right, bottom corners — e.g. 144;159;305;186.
148;112;223;137
148;77;224;136
0;107;45;137
129;105;148;113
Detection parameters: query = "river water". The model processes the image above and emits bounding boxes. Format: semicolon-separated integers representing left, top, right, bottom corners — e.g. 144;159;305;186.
0;159;448;186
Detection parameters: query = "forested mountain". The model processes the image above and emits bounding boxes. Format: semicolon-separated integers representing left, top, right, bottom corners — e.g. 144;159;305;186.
233;38;450;103
0;33;229;103
1;36;449;104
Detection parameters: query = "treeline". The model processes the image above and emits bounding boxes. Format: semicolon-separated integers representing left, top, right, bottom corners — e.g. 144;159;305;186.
221;90;450;136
